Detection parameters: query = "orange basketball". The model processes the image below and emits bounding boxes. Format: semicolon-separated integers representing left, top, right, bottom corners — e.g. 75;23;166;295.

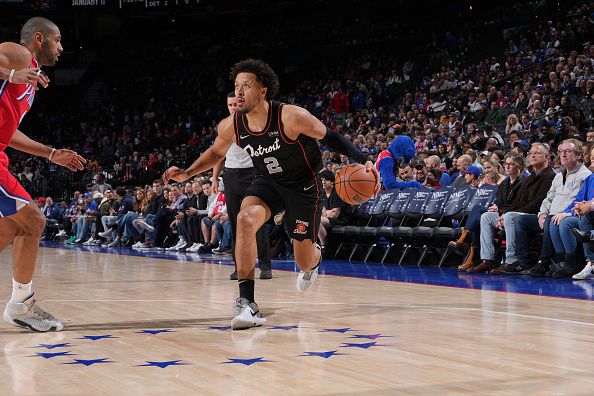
334;163;378;205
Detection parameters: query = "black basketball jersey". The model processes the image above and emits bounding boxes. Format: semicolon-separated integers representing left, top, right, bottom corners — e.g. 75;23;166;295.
233;100;322;187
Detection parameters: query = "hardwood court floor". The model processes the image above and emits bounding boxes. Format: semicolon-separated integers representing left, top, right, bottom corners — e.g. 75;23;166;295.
1;245;594;395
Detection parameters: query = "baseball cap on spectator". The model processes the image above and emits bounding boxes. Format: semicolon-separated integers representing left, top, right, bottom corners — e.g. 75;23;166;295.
36;197;46;204
84;192;92;198
479;151;490;157
361;148;370;155
513;140;531;152
369;147;377;155
465;165;482;178
92;192;104;199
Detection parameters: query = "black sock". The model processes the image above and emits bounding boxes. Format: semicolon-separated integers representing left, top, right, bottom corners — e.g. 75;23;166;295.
238;279;255;303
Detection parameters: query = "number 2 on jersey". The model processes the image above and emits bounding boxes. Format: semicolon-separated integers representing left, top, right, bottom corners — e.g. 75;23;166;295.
264;157;283;174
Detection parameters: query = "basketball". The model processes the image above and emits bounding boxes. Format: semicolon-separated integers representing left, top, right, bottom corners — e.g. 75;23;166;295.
334;163;378;205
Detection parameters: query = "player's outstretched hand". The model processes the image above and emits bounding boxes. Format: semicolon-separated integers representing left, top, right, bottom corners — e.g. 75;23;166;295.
51;149;87;171
163;166;189;184
364;160;381;196
12;68;50;88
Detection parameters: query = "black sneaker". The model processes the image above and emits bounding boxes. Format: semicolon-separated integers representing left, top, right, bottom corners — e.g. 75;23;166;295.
502;262;529;274
198;243;213;253
527;259;550;277
229;271;238;280
551;263;581;278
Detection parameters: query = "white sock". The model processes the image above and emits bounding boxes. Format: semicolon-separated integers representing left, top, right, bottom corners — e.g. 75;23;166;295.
11;279;33;303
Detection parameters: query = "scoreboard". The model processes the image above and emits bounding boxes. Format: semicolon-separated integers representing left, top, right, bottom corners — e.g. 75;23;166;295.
68;0;200;8
121;0;200;9
0;0;204;10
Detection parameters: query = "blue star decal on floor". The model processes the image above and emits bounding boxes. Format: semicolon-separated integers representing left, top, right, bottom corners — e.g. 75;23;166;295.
221;357;274;366
32;351;76;359
62;358;113;366
76;335;118;341
300;351;345;359
207;326;232;331
137;360;188;368
31;343;74;349
270;325;299;330
137;329;174;335
340;342;385;349
348;334;392;340
320;328;356;333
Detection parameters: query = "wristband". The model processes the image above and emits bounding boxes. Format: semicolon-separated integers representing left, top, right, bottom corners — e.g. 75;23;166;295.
48;148;56;161
8;69;15;83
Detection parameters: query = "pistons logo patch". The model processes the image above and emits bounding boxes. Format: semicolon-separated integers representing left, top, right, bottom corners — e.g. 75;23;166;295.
294;220;309;235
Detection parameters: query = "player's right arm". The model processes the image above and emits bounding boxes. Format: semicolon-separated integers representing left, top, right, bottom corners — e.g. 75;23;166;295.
0;42;49;87
163;116;234;183
211;158;225;194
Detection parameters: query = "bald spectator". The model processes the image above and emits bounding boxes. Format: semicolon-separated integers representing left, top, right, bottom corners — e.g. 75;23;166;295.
451;154;473;188
424;155;451;186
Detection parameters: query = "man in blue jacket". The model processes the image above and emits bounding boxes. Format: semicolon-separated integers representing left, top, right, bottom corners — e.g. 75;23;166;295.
40;197;63;240
560;173;594;279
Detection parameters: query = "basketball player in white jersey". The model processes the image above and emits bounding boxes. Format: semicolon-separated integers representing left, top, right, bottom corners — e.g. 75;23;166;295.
212;92;272;280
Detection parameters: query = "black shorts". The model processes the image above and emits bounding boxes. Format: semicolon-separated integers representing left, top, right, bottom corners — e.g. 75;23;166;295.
245;176;323;242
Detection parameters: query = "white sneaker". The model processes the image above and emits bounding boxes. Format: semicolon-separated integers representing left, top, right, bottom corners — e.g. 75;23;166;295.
167;239;186;251
55;230;66;237
573;261;594;280
3;294;64;332
231;298;266;330
296;244;321;292
132;241;144;248
186;243;198;252
82;238;94;246
187;243;202;252
98;229;113;238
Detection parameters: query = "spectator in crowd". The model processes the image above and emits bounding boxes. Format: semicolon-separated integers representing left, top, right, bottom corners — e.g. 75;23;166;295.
515;139;591;276
471;144;555;272
451;155;474;188
198;182;226;253
100;187;136;247
85;189;119;245
186;180;214;252
424;155;451;186
464;165;482;187
458;152;526;272
72;193;99;244
40;197;62;240
317;169;350;254
91;174;113;195
168;182;195;252
152;183;186;249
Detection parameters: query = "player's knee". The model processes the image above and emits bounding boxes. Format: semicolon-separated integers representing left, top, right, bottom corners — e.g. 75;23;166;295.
237;210;258;232
27;205;46;235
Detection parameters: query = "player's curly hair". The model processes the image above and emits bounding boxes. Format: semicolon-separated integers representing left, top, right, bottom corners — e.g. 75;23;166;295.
230;59;280;98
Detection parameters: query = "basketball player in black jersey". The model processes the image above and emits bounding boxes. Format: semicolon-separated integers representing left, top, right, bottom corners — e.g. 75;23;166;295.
164;59;378;329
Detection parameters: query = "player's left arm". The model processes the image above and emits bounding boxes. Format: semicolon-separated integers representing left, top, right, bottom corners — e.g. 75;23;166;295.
283;105;379;192
9;129;86;172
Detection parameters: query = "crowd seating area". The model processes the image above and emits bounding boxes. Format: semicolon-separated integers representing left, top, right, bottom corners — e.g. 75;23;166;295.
13;2;594;276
